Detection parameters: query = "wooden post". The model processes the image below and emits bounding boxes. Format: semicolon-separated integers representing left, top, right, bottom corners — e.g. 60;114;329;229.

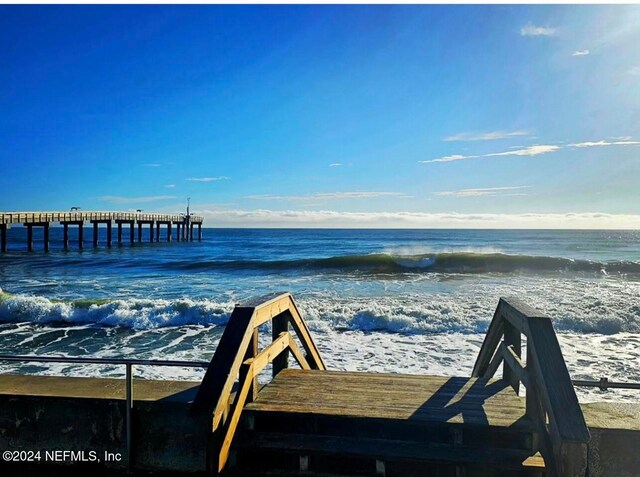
93;222;99;247
129;222;134;245
117;223;123;244
167;223;172;242
272;313;290;377
106;222;112;248
63;224;69;250
190;223;194;241
149;223;153;243
243;329;259;403
175;223;180;242
0;224;6;253
137;223;143;243
78;223;83;249
503;321;522;394
155;222;160;242
43;223;49;252
27;224;33;252
198;223;202;241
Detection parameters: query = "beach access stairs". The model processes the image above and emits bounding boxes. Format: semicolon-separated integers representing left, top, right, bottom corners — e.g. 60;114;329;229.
2;293;639;476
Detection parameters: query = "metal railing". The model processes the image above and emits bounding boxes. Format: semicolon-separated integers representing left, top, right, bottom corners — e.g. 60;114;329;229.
0;354;210;469
572;377;640;391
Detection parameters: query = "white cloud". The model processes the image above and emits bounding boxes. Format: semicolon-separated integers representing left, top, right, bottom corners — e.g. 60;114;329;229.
434;186;531;198
520;24;557;37
246;191;408;201
443;130;530;142
421;145;559;164
143;163;161;167
164;184;175;189
569;140;640;148
186;176;229;182
98;195;176;204
192;208;640;229
572;50;590;57
329;163;343;167
629;66;640;76
420;154;477;164
485;145;560;157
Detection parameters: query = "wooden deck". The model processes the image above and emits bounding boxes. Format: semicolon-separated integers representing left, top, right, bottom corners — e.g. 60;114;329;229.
247;370;530;428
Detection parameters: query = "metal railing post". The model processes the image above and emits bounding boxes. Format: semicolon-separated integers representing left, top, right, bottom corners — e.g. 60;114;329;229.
126;363;133;470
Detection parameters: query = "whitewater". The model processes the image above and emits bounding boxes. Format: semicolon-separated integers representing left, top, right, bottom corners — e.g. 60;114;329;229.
0;228;639;403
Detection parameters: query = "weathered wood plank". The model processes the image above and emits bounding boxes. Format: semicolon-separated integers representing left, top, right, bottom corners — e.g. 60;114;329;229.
235;431;545;469
245;370;529;428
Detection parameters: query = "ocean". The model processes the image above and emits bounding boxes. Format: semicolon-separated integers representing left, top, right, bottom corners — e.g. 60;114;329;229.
1;228;639;402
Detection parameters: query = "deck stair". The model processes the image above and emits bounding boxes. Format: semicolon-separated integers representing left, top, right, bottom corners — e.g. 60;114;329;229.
232;370;545;477
192;293;589;477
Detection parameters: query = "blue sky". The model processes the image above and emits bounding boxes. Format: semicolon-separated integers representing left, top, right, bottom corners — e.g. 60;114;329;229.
1;5;640;228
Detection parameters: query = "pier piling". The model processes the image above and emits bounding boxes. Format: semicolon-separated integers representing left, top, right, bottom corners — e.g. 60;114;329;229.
1;224;7;253
63;223;69;249
92;222;98;247
43;223;49;252
138;222;143;243
26;224;33;252
117;223;123;244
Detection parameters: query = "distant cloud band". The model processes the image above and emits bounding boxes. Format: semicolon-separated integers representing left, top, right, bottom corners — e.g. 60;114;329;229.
194;208;640;229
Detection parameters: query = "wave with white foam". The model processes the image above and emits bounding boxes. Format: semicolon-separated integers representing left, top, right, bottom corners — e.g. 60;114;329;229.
0;290;232;330
2;284;639;335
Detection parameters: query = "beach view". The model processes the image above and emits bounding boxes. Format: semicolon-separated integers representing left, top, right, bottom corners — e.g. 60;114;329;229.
1;4;639;477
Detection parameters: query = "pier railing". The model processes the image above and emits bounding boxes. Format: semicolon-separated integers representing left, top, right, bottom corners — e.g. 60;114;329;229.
0;211;204;225
472;298;590;477
191;292;326;474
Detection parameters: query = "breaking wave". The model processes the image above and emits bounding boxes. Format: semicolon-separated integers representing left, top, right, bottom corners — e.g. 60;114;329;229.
0;290;232;330
159;252;640;275
2;288;639;334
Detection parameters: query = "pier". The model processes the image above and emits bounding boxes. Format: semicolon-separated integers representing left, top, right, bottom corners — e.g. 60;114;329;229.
0;211;204;252
1;294;639;476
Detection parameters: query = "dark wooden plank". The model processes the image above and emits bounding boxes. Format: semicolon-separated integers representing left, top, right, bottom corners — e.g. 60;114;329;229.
471;303;505;377
503;321;522;393
527;317;589;442
192;306;254;413
235;432;544;469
